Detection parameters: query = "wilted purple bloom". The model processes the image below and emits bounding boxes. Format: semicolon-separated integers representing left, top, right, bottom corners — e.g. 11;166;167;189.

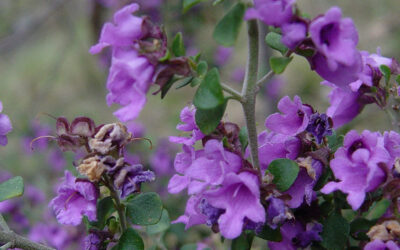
281;22;307;49
231;67;245;83
321;130;391;210
203;172;265;239
323;82;365;128
169;106;204;146
29;223;72;250
285;160;323;208
310;7;359;72
150;139;173;176
266;197;291;229
50;171;98;225
245;0;295;27
257;130;300;170
109;164;155;198
172;195;207;229
168;140;241;195
364;240;400;250
265;95;313;136
306;113;333;144
268;221;322;249
199;198;225;226
214;46;233;66
0;101;12;146
47;150;67;172
83;233;101;250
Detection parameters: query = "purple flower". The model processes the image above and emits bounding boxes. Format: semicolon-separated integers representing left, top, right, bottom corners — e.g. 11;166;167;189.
310;7;359;72
126;121;146;138
83;233;101;250
169;106;204;146
281;22;307;49
214;46;233;66
105;49;154;122
306;113;333;144
50;171;99;225
268;221;322;249
285;160;323;208
257;130;300;170
199;198;225;226
245;0;295;27
203;172;265;239
266;197;292;229
364;240;400;250
384;131;400;167
265;95;313;136
172;195;207;229
321;130;391;210
168;140;242;195
0;101;12;146
323;82;365;128
89;4;144;54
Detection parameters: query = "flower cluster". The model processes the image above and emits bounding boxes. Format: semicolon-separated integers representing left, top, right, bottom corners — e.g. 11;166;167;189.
49;116;155;227
168;106;265;239
246;1;398;128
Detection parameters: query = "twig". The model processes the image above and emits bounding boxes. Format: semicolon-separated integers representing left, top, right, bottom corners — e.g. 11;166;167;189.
0;231;55;250
221;83;243;102
0;214;10;232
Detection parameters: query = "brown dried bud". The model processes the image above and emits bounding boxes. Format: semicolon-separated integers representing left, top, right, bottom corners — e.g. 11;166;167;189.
78;156;106;182
367;220;400;241
89;123;131;154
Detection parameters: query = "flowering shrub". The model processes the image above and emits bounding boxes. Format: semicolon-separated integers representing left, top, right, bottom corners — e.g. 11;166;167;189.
0;0;400;249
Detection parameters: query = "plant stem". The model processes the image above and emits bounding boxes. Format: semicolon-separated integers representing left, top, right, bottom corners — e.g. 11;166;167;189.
221;83;243;102
0;231;55;250
256;70;274;89
103;176;128;232
241;20;260;171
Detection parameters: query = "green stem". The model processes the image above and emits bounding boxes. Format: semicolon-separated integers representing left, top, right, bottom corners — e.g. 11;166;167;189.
103;176;128;232
0;231;55;250
221;83;243;102
241;20;260;171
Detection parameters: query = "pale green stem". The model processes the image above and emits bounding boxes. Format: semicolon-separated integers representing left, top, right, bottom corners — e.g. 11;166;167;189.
221;83;243;102
241;20;260;171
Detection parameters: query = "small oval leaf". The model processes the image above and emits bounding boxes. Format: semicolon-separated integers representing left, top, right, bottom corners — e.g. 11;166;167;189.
268;159;299;191
0;176;24;202
213;3;245;46
126;192;163;226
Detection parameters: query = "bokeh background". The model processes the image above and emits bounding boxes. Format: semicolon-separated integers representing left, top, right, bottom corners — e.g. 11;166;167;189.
0;0;399;249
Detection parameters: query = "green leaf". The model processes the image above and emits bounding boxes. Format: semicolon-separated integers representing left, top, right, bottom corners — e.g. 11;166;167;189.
238;126;248;152
265;32;288;55
146;209;171;235
91;197;116;229
172;32;186;57
194;68;224;109
256;224;282;242
269;56;293;74
380;65;391;83
195;101;227;134
159;49;171;62
126;192;163;225
181;244;198;250
196;61;208;77
396;75;400;85
190;77;202;87
366;198;391;220
327;131;344;153
213;3;245;46
268;159;299;191
321;213;350;250
161;76;177;99
183;0;205;13
112;228;144;250
231;232;254;250
0;176;24;202
350;218;375;241
213;0;225;5
175;76;194;90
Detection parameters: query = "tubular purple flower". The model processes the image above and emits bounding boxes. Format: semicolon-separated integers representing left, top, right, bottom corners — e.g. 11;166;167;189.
203;171;265;239
245;0;296;27
265;95;313;136
0;101;12;146
172;195;207;229
50;171;99;226
169;106;205;146
281;22;307;49
305;113;333;144
321;130;391;210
